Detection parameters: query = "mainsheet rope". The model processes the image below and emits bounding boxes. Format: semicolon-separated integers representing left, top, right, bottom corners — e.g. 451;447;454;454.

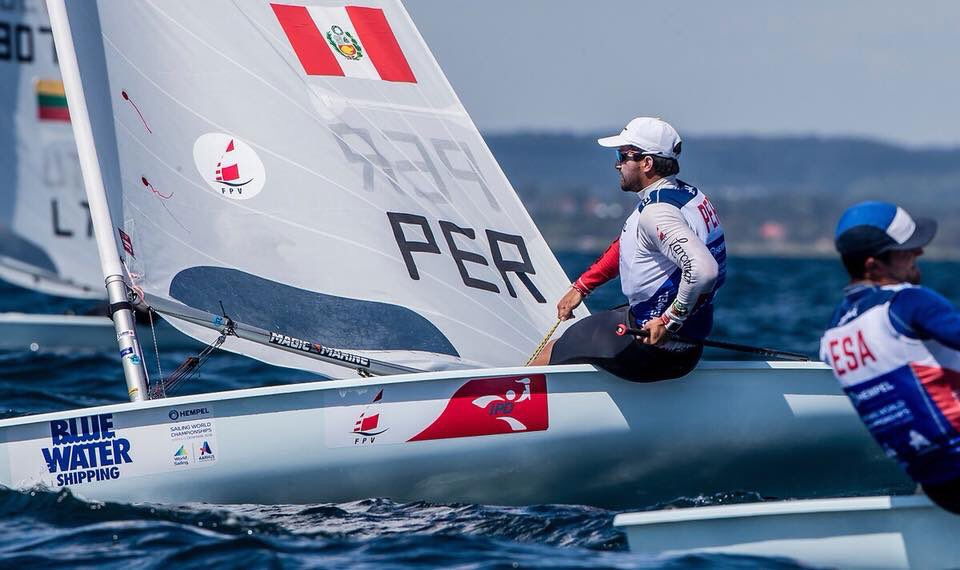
525;318;561;365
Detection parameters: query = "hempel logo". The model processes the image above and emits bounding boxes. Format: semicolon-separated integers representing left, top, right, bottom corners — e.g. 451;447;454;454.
168;407;211;421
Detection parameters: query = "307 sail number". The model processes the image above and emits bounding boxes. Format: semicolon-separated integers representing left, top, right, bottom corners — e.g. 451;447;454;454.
0;20;54;63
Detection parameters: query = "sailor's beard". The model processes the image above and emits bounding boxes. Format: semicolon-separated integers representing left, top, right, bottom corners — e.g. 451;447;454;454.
620;175;641;193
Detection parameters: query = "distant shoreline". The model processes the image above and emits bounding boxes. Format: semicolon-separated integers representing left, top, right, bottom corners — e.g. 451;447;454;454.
550;240;960;261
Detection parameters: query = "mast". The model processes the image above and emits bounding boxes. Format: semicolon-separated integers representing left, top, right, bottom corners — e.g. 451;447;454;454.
46;0;149;402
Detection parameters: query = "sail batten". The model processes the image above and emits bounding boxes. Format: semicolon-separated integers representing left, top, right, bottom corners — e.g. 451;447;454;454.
63;1;584;377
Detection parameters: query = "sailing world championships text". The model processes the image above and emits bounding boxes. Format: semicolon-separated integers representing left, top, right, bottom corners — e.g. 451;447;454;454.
268;332;370;367
41;413;132;487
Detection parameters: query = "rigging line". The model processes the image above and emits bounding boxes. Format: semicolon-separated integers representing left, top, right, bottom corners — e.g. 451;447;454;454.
525;319;561;365
150;333;224;399
111;4;544;343
148;307;163;381
236;4;549;332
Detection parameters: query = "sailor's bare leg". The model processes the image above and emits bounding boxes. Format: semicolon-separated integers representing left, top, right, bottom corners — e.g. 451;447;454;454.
528;340;556;366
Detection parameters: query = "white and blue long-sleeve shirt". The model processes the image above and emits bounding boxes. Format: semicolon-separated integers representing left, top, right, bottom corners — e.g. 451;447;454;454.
820;283;960;484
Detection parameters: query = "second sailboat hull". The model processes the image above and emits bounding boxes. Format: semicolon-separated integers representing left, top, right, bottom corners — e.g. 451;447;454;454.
0;313;200;352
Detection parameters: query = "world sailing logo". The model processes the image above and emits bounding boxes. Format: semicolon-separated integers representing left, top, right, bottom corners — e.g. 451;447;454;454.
193;133;265;200
173;445;189;466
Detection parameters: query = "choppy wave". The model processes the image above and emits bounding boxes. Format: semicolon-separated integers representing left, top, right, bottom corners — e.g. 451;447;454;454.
0;487;806;569
4;256;959;567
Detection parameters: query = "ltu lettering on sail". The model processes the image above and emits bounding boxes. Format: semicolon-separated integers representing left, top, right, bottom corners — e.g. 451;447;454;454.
40;413;133;487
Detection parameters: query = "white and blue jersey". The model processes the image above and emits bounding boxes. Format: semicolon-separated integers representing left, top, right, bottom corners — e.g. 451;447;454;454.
820;284;960;484
621;177;726;341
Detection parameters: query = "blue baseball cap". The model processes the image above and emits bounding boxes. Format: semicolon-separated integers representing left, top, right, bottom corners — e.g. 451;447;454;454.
835;201;937;256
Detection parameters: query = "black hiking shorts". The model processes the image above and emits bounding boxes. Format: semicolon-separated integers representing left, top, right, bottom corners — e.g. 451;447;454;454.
922;477;960;515
548;306;702;382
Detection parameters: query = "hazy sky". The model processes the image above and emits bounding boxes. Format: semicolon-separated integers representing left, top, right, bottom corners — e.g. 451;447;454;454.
405;1;960;147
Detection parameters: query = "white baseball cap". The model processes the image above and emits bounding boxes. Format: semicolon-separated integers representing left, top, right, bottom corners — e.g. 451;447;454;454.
597;117;682;160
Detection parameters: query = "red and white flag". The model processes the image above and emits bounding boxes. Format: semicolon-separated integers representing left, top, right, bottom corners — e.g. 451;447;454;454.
271;3;416;83
118;228;135;257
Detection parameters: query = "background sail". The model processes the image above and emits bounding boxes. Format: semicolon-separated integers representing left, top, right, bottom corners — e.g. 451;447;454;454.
0;6;103;299
64;0;584;376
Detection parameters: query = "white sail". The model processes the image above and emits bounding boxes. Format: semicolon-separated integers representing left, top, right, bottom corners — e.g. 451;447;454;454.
0;5;102;299
61;1;582;377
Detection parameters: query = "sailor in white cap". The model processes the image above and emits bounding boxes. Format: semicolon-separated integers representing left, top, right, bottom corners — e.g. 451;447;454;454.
530;117;726;382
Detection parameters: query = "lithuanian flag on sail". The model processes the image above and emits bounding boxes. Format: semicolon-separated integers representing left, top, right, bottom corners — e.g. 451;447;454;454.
36;79;70;122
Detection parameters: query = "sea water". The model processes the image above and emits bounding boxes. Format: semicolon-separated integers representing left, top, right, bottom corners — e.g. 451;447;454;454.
1;255;958;568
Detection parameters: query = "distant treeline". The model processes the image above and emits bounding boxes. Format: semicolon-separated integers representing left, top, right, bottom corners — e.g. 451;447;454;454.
486;133;960;258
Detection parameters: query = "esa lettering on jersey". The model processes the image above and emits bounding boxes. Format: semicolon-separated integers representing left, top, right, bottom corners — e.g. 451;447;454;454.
825;329;877;376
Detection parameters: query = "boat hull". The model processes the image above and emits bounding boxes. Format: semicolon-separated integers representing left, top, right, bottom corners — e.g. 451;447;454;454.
614;495;958;569
0;362;911;507
0;313;199;351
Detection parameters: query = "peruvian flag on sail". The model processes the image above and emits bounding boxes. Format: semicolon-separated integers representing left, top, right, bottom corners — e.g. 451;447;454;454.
271;4;416;83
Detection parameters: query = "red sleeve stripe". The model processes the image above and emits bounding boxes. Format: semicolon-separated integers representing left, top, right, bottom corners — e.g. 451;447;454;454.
577;238;620;291
271;3;344;77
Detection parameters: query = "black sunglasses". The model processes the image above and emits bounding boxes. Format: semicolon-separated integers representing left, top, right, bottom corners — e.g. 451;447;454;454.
616;150;651;164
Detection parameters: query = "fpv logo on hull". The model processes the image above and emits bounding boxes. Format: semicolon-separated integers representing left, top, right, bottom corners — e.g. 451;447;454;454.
352;389;388;444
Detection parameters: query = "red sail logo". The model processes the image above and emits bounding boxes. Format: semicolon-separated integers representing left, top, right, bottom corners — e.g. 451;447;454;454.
352;389;388;437
408;375;548;441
